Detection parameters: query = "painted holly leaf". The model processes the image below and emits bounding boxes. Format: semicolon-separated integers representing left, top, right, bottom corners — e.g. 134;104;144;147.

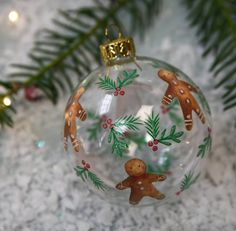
74;165;107;191
117;69;139;88
197;134;212;158
180;171;200;192
96;75;116;91
144;111;160;140
158;125;184;146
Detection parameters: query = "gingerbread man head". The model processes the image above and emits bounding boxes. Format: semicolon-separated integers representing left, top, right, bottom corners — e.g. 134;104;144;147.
158;69;178;83
125;159;146;177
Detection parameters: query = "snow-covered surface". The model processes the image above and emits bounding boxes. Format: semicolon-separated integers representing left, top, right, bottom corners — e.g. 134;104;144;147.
0;0;236;230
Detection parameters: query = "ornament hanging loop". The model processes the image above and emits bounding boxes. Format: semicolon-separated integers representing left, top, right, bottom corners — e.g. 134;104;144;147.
100;25;136;66
104;24;122;41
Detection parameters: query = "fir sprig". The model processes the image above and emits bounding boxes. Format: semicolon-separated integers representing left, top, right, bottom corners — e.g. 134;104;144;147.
180;171;200;192
108;115;141;157
197;134;212;158
117;70;139;88
114;114;142;131
87;111;101;140
108;128;128;157
144;111;184;146
74;165;107;191
158;125;184;146
183;0;236;110
0;0;160;127
96;76;117;91
96;69;139;92
144;111;160;139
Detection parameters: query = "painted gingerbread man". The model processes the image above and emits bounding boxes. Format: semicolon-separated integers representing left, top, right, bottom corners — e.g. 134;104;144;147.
64;87;87;152
158;69;205;131
116;159;166;205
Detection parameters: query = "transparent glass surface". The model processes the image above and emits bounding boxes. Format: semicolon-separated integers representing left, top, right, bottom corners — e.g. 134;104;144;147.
64;56;212;207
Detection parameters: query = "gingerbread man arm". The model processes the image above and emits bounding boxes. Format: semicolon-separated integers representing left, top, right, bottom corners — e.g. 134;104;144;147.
64;87;87;152
146;173;166;183
179;80;198;93
116;177;132;190
162;86;175;106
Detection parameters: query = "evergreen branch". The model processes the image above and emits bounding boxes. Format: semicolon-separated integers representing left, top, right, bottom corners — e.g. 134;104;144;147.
183;0;236;110
158;125;184;146
126;133;146;150
74;165;107;191
117;69;139;88
96;76;117;91
144;111;160;139
114;115;142;131
108;128;128;157
87;111;101;140
197;134;212;158
0;0;161;127
180;171;200;191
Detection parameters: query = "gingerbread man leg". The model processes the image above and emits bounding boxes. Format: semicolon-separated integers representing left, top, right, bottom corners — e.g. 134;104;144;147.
193;104;205;124
149;189;165;200
179;100;193;131
129;191;143;205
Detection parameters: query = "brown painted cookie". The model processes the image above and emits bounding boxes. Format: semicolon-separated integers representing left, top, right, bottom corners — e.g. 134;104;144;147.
64;87;87;152
116;159;166;205
158;69;205;131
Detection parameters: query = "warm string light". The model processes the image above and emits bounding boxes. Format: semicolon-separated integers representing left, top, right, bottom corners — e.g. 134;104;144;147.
8;10;20;24
3;97;12;106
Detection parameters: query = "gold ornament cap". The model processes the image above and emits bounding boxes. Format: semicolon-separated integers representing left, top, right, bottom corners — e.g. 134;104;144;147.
100;26;135;66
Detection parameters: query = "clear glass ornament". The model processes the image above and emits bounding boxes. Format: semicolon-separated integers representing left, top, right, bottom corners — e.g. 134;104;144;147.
64;30;212;207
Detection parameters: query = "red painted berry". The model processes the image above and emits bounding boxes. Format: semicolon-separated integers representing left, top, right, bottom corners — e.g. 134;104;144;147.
148;141;153;147
82;160;86;165
116;87;121;91
114;91;118;96
107;118;112;124
101;115;107;122
85;163;90;169
152;146;158;151
176;191;181;196
120;90;125;96
102;123;108;129
153;139;159;145
208;127;212;134
123;131;129;137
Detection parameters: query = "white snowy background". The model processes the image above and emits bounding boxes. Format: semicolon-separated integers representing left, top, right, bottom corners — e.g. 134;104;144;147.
0;0;236;230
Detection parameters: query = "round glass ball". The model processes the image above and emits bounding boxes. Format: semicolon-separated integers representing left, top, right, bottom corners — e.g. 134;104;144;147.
64;56;212;207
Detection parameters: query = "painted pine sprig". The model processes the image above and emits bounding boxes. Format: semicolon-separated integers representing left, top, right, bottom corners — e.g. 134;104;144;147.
96;69;139;96
87;111;101;140
144;111;160;140
108;115;141;157
96;76;116;91
144;111;184;151
158;125;184;146
74;164;107;191
176;171;200;195
117;69;139;88
108;128;129;157
197;132;212;158
114;114;142;132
